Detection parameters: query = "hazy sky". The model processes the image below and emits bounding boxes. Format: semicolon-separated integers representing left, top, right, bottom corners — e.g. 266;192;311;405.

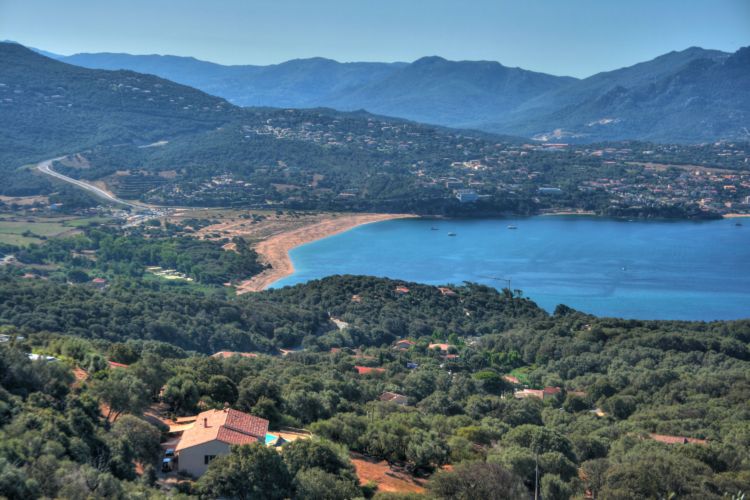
1;0;748;77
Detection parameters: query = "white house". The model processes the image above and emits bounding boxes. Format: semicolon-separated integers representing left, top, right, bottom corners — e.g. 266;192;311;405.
175;408;269;477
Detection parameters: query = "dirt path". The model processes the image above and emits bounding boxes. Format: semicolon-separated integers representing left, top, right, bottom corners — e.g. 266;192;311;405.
350;453;427;494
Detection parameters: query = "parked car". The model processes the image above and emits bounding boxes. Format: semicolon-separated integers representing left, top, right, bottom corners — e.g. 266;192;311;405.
161;457;173;472
164;448;175;458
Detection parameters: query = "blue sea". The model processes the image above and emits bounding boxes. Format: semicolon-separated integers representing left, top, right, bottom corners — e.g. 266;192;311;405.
271;217;750;321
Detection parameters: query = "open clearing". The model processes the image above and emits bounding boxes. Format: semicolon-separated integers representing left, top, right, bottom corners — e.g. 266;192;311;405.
0;215;111;246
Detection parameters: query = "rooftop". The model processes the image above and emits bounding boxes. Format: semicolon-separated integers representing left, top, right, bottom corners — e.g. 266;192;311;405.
175;408;269;452
211;351;259;359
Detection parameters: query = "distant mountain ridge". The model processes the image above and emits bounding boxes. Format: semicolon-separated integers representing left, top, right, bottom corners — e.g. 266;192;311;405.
15;42;750;142
46;45;750;143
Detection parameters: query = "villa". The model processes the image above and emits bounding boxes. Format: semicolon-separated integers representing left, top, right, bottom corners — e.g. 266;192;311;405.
175;408;269;477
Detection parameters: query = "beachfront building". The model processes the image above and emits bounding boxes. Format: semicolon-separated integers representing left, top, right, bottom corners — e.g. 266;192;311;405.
175;408;269;477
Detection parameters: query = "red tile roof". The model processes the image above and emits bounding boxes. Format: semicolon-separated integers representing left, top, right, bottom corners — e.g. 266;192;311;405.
395;286;410;294
108;361;129;369
175;409;268;452
225;409;269;437
429;343;454;352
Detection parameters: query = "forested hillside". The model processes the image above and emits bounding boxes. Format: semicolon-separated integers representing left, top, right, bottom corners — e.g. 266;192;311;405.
3;42;750;219
1;271;749;498
0;43;234;169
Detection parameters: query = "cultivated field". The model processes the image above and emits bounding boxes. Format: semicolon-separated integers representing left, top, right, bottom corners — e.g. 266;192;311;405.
0;214;111;246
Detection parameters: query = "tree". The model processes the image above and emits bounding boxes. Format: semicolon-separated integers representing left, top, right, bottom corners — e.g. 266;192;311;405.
601;449;718;500
111;415;161;465
237;377;281;411
67;269;90;283
91;370;149;421
429;461;528;500
541;474;573;500
251;396;282;428
581;458;610;500
198;444;292;500
282;439;355;479
405;429;449;472
205;375;238;405
162;374;200;414
293;468;361;500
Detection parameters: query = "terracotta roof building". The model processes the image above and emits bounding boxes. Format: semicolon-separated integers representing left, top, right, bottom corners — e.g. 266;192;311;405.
428;343;455;353
175;408;269;477
393;339;416;351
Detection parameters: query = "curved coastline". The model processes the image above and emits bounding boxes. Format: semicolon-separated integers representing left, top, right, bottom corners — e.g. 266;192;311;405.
235;213;417;293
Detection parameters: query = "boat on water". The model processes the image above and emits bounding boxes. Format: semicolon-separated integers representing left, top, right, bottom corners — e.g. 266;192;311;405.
736;222;743;227
447;232;456;237
431;227;440;231
507;225;518;230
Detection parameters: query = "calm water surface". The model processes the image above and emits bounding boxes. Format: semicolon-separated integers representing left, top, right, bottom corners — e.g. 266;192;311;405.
272;217;750;320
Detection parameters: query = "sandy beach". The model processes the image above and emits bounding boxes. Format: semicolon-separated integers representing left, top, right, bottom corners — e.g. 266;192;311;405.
234;213;415;293
723;213;750;218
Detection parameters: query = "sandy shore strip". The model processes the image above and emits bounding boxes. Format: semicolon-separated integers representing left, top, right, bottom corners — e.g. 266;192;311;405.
723;213;750;218
236;213;416;293
539;210;597;216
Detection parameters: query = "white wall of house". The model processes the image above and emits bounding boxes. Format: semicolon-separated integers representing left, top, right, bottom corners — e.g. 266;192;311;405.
177;440;231;477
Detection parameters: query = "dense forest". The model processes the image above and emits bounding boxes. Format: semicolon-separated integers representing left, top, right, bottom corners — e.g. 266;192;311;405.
0;270;748;498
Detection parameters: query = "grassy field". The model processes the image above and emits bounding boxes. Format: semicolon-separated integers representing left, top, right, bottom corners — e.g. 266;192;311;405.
0;215;112;246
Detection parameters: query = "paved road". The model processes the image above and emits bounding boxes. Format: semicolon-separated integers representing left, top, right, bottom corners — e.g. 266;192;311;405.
37;158;145;208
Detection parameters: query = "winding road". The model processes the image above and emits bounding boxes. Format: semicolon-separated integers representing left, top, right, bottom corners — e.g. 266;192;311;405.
37;158;146;209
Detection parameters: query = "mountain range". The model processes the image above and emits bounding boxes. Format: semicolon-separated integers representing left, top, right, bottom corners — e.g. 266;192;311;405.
45;45;750;143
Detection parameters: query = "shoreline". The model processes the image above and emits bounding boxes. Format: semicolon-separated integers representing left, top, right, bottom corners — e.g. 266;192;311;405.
723;213;750;218
235;213;416;293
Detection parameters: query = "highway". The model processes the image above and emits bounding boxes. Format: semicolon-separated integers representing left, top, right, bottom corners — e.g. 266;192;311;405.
36;158;146;209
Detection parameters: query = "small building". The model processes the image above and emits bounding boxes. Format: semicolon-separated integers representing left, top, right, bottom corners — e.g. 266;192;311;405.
108;361;129;369
455;189;479;203
394;286;410;295
393;339;416;351
175;409;269;477
27;353;58;362
428;343;455;353
379;392;409;406
437;287;457;297
514;387;561;400
90;277;108;290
